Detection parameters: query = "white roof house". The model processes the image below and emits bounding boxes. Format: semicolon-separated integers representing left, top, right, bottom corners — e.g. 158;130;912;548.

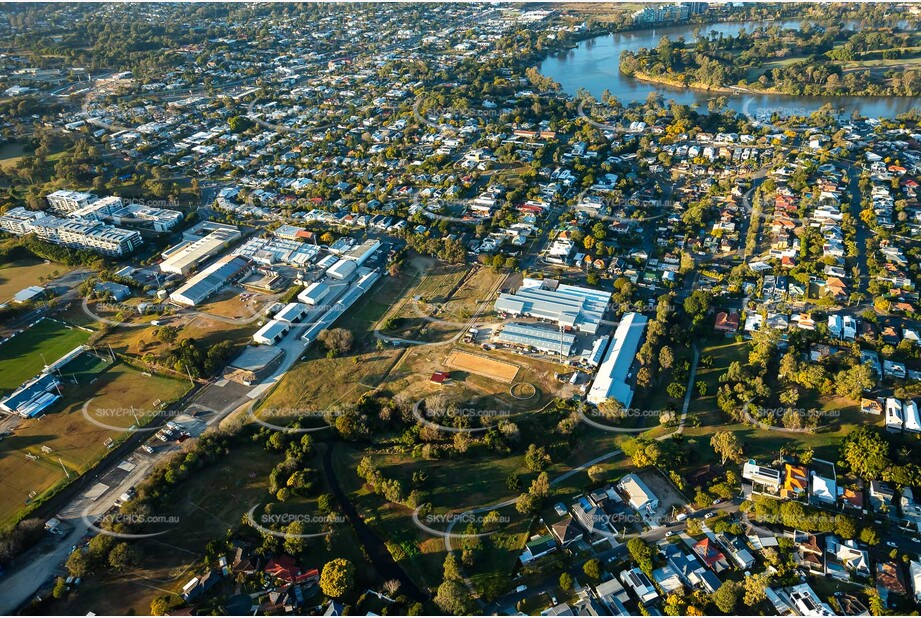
160;227;241;275
810;472;836;505
495;281;612;335
586;312;647;407
910;560;921;603
886;397;904;431
298;280;330;305
275;302;310;323
905;400;921;433
618;473;659;512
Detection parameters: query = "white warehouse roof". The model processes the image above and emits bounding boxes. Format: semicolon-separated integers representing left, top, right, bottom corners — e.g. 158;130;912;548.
586;312;647;407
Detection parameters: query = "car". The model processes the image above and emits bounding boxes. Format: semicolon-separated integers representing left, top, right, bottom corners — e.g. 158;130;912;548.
515;585;527;593
705;512;716;519
712;498;724;505
666;531;676;537
886;541;898;548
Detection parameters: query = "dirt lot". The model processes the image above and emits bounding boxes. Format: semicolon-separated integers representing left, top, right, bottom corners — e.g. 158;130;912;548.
634;467;689;522
445;350;520;383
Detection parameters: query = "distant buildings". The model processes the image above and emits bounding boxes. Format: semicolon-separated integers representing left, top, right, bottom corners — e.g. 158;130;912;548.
493;322;576;356
29;216;142;257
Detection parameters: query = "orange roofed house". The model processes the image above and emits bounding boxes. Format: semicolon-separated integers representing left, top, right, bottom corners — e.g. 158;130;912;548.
782;464;808;499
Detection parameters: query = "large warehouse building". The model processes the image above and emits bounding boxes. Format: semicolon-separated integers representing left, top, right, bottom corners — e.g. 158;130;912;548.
494;322;576;356
494;279;611;335
586;312;647;408
160;223;241;275
169;255;251;306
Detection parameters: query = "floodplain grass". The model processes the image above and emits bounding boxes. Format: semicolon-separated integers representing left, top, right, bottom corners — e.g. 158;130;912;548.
0;317;91;393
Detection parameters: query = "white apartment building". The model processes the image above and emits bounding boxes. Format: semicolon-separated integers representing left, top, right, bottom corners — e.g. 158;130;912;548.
46;189;97;213
0;207;46;235
30;216;142;256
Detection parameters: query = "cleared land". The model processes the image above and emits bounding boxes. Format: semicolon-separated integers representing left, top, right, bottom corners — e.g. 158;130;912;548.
0;318;91;393
445;350;520;383
0;357;189;526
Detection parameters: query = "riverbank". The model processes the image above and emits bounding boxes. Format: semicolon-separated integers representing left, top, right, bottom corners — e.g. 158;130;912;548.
629;70;741;96
537;18;921;118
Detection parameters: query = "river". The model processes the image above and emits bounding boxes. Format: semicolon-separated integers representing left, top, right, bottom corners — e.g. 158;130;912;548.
538;20;919;119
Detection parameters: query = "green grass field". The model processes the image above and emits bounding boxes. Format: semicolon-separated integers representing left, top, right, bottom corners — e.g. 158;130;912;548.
0;318;92;394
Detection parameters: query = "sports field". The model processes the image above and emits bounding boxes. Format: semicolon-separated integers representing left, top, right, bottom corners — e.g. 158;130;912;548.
0;356;190;526
0;258;69;302
445;349;520;383
0;318;92;393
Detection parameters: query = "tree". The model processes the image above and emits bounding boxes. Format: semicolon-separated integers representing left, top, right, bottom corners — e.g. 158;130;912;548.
710;431;744;465
626;538;654;574
150;594;183;616
284;520;306;555
443;552;463;581
318;328;354;355
583;558;602;581
559;572;574;591
434;579;471;615
529;472;551;500
686;517;703;536
835;363;874;400
860;527;880;546
320;558;355;598
834;514;857;539
840;427;890;480
524;444;551;472
588;465;605;483
228;115;254;133
659;345;675;370
65;548;88;577
108;542;139;571
742;573;769;606
52;577;67;599
712;580;740;614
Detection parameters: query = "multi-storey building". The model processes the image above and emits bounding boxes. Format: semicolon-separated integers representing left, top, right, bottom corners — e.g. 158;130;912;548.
45;189;97;213
30;216;142;256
